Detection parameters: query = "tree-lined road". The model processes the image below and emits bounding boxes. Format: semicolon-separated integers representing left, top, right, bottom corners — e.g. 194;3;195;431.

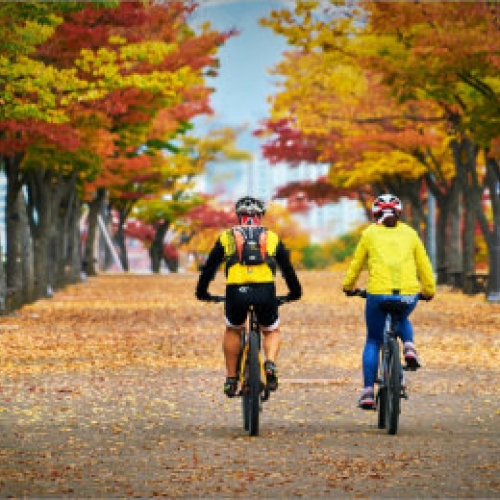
0;271;499;497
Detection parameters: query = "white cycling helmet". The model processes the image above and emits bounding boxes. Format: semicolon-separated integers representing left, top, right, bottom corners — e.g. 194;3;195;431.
235;196;266;216
371;194;402;221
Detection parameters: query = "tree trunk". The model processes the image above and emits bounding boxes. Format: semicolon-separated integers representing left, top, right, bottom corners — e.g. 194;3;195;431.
115;208;129;272
434;197;447;284
25;169;69;298
461;140;481;295
425;172;451;285
56;176;82;285
5;154;27;310
478;157;500;301
83;188;106;276
447;174;462;288
20;194;35;304
0;225;5;314
67;195;84;283
30;189;52;298
402;179;426;237
150;221;170;273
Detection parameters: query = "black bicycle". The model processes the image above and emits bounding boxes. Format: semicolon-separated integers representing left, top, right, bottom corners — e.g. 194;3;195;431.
211;295;289;436
349;289;427;435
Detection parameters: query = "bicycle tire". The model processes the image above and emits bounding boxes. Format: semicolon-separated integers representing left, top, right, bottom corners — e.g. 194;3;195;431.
247;330;261;436
242;395;250;431
377;350;387;429
238;341;250;431
386;337;401;435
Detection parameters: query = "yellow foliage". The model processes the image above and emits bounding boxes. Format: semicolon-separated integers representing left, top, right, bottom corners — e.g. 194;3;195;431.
331;151;426;188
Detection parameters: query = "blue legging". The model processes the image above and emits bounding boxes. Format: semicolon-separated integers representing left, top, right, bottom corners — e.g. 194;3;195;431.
362;293;418;388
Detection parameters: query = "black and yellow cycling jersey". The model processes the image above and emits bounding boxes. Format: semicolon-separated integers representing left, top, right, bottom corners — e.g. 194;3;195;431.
219;227;279;284
196;225;302;300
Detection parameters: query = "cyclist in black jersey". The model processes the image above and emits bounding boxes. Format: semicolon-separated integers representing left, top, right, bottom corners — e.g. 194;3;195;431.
196;196;302;397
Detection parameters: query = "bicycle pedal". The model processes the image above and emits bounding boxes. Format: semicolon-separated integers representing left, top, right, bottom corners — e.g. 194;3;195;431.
403;364;418;372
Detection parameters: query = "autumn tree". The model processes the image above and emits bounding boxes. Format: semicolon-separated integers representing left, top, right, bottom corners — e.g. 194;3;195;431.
364;1;500;295
74;1;234;275
259;0;500;296
0;2;94;304
133;127;251;273
0;1;234;311
259;3;441;234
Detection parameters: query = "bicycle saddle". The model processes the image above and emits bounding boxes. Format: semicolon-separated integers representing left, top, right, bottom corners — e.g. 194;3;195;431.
379;300;411;314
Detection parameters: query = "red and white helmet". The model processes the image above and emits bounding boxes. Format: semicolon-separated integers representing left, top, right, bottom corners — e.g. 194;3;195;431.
371;194;402;221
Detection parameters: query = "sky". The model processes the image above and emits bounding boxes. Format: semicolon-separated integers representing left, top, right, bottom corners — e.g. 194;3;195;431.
190;0;289;153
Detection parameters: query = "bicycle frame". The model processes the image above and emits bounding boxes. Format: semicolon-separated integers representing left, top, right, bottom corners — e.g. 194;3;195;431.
211;294;288;437
350;289;426;435
238;305;268;401
238;305;269;436
376;306;405;434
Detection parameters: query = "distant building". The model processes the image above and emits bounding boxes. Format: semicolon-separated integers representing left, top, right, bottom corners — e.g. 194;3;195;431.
202;155;366;242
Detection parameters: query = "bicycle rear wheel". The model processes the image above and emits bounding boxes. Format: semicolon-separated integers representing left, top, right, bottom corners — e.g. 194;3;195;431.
247;330;261;436
386;338;402;435
237;336;250;431
377;351;387;429
240;354;250;431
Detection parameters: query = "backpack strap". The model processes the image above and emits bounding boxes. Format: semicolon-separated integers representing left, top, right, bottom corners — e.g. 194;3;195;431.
259;228;267;261
233;227;245;263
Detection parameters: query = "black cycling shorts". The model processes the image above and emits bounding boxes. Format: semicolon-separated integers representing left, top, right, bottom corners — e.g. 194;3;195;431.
225;282;279;330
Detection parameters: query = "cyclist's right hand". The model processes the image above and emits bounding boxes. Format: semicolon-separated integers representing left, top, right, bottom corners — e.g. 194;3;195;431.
278;292;300;305
196;290;213;301
276;295;289;306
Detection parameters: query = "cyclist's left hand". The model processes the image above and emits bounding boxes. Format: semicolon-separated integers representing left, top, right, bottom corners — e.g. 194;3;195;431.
420;293;434;301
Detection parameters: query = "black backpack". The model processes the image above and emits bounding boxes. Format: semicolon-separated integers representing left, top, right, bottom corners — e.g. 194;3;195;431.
232;226;267;265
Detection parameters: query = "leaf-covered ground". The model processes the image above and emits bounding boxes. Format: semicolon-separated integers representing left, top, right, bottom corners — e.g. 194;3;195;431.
0;271;499;498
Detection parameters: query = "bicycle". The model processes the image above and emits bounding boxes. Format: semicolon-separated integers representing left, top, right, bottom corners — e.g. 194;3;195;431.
349;289;428;435
210;295;289;437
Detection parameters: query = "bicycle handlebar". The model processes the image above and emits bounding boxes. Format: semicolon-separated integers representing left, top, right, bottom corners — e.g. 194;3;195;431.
345;289;431;301
207;294;291;305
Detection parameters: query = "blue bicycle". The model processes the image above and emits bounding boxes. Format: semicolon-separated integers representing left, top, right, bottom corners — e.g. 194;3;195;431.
350;289;428;435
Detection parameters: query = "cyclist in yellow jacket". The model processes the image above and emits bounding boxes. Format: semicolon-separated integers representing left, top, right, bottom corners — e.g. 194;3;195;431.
342;194;435;409
196;196;302;397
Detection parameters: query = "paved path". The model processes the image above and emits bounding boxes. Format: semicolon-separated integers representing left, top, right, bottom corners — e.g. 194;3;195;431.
0;272;499;498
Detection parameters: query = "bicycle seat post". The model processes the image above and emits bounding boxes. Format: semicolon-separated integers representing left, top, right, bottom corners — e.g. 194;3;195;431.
249;304;259;335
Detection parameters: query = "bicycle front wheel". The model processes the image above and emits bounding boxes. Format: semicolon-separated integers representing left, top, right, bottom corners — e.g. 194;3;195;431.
242;396;250;431
247;330;261;437
386;338;402;435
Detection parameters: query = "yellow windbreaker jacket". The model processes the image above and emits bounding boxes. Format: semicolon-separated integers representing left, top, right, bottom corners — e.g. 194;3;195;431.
342;222;436;296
